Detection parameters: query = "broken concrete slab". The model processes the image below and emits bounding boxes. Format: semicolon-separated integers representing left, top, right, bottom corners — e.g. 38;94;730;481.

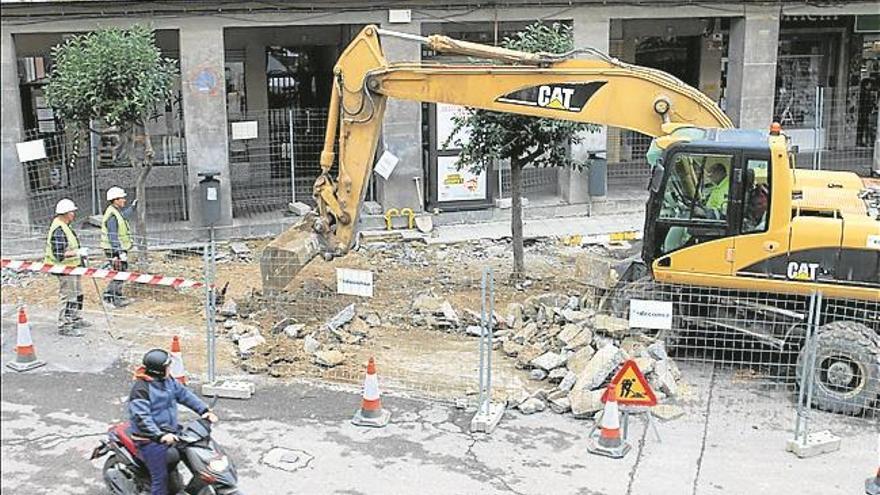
315;350;345;367
288;201;312;216
529;369;548;381
502;340;522;357
517;397;546;415
569;388;606;418
652;359;679;397
271;317;297;335
237;331;266;354
220;299;238;317
557;324;582;347
573;344;625;391
549;396;571;414
548;367;568;383
593;314;629;335
324;304;356;333
531;351;568;372
515;344;545;368
303;335;321;355
565;327;594;351
283;324;307;339
558;371;578;392
565;345;597;376
347;317;370;337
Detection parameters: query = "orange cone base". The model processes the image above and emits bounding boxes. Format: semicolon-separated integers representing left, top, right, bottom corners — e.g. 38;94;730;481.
867;476;879;495
587;433;631;459
7;358;46;373
352;408;391;428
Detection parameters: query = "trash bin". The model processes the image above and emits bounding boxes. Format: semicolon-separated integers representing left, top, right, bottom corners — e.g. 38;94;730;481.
588;157;607;197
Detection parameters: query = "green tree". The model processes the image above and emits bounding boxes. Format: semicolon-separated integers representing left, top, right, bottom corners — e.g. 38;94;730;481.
45;25;177;261
446;22;596;279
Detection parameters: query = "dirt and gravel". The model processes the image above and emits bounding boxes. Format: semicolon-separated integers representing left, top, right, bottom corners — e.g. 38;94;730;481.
2;234;646;408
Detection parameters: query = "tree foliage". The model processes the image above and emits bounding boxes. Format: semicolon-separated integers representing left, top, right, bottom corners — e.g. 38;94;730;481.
445;22;596;173
45;25;177;129
443;22;598;278
45;25;177;262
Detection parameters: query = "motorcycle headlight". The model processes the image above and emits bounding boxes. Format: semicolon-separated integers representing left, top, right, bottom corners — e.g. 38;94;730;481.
208;456;228;473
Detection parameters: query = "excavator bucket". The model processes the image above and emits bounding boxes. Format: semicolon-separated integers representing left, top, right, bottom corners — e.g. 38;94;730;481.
260;214;326;294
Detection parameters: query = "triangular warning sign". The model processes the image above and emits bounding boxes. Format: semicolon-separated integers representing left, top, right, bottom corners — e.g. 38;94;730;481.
602;360;657;407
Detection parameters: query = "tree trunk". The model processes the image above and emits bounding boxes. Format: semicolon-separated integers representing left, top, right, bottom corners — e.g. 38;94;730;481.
510;157;525;280
134;122;154;267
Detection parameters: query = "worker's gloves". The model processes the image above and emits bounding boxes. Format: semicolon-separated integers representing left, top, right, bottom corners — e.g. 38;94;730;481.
131;199;139;209
76;247;89;258
118;252;128;262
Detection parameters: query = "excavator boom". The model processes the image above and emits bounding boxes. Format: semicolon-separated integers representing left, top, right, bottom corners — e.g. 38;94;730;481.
260;25;733;292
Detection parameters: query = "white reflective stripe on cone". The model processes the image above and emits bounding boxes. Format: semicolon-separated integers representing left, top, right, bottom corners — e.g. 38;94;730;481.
363;375;380;400
603;401;620;429
17;322;33;346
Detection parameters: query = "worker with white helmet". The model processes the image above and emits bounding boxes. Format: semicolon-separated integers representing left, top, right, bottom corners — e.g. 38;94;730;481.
100;186;138;307
45;198;90;336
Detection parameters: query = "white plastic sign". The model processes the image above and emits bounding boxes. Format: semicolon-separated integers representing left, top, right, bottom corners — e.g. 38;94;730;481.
629;299;673;330
374;150;399;180
231;121;258;140
336;268;373;298
16;139;47;163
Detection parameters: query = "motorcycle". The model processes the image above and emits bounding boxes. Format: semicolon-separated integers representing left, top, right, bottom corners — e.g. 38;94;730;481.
90;407;242;495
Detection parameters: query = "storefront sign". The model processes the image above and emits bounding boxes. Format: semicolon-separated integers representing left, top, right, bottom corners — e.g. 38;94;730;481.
437;155;486;203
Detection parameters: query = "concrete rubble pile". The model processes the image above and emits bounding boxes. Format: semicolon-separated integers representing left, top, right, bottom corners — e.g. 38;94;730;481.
499;293;683;418
406;289;684;418
219;298;380;375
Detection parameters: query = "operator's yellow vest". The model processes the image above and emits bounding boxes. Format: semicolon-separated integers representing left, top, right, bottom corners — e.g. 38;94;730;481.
44;217;81;266
100;205;132;251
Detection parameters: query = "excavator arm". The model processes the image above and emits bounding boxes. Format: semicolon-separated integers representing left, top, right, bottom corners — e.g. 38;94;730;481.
260;25;733;292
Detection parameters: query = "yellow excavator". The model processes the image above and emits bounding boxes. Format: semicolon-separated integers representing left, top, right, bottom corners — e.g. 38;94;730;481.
261;25;879;413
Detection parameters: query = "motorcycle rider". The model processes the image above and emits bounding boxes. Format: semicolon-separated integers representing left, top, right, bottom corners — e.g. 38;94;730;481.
129;349;218;495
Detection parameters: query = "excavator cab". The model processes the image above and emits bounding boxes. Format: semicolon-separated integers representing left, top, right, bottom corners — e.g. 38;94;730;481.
641;129;771;273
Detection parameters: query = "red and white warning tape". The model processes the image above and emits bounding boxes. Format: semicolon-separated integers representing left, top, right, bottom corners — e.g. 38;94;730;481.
1;259;208;290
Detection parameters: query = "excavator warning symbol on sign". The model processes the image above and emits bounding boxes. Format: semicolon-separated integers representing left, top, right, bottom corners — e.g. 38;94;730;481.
602;360;657;407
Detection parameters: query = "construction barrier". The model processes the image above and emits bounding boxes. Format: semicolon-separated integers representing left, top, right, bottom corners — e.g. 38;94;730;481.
1;259;209;290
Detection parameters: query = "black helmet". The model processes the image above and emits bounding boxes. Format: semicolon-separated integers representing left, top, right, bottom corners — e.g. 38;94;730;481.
143;348;171;379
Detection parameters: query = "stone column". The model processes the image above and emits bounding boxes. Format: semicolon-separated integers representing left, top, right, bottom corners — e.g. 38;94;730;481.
377;20;423;212
0;29;32;229
179;22;232;227
873;108;879;173
726;10;780;130
562;12;610;203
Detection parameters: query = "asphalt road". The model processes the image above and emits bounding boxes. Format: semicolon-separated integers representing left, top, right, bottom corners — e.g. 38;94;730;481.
2;306;876;495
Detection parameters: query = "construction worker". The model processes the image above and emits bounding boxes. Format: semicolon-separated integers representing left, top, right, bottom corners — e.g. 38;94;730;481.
129;349;218;495
45;198;90;336
695;162;729;220
100;186;137;307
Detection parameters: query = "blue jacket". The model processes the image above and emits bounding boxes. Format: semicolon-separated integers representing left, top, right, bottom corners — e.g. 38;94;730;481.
128;368;208;440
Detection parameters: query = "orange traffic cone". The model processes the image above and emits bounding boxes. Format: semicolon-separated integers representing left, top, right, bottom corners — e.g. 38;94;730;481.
867;466;880;495
352;357;391;427
587;384;631;458
169;335;187;384
7;305;46;372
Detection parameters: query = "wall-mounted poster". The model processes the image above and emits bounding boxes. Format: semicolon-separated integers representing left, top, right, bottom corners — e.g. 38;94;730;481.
437;155;486;203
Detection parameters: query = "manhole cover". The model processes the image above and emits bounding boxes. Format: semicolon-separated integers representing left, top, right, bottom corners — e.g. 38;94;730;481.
261;447;314;472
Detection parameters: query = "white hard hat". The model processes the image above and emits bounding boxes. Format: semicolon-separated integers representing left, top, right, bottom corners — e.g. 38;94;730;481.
106;186;127;201
55;198;78;215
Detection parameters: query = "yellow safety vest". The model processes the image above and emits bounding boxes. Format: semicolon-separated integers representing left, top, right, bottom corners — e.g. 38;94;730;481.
44;217;81;266
101;205;132;251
